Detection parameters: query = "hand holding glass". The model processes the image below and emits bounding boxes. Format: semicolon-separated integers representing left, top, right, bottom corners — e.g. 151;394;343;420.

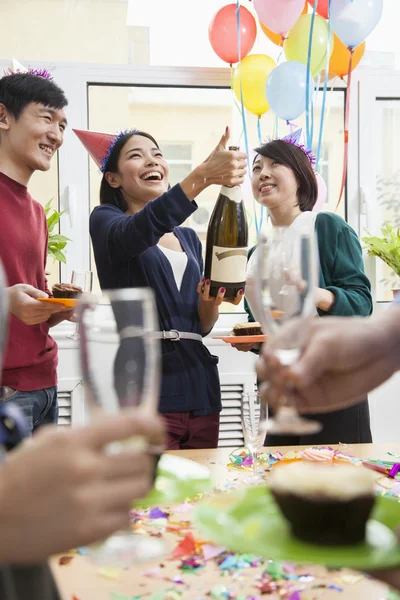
257;228;322;435
79;287;163;566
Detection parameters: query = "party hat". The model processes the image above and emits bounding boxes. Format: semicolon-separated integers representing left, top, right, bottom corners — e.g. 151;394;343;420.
8;59;28;74
280;128;315;167
73;128;116;169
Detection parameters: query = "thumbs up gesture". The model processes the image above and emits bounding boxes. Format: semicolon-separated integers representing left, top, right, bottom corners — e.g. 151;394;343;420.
201;126;247;186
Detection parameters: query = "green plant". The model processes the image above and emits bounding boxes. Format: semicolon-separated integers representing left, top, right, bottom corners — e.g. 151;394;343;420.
44;199;71;264
362;222;400;277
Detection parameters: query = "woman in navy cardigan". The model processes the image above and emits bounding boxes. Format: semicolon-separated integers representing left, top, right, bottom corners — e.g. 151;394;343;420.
89;127;246;449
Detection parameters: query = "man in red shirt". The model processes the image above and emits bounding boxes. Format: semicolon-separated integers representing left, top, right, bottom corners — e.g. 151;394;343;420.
0;71;72;431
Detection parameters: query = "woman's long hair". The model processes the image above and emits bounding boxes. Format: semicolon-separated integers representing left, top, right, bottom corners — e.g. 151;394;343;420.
254;140;318;212
100;130;160;213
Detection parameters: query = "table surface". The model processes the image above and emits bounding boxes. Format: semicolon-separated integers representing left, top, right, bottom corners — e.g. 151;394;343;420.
52;444;400;600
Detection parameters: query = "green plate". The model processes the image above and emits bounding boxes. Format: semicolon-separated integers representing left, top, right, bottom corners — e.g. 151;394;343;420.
194;486;400;570
133;454;213;507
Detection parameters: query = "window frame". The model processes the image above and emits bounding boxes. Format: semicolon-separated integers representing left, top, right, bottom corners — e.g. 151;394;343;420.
0;61;352;309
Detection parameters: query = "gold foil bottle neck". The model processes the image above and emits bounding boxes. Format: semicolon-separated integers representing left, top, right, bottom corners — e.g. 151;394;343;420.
228;145;239;151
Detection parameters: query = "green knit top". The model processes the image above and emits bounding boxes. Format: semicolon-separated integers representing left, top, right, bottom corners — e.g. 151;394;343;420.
245;212;372;324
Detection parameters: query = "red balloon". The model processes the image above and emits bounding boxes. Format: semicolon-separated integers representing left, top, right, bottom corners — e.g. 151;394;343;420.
308;0;329;19
208;4;257;65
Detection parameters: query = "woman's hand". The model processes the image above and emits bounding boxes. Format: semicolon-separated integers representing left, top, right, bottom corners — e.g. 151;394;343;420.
230;341;259;353
200;127;247;187
180;127;247;200
197;279;243;306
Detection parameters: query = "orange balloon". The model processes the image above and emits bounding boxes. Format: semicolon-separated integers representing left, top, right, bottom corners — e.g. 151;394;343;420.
259;1;308;47
329;34;366;77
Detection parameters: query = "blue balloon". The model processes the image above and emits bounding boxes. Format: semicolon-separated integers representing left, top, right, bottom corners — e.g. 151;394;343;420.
331;0;383;48
266;61;314;122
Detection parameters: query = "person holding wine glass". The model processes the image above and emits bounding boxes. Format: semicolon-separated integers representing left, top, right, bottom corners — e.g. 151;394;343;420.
233;131;373;446
79;126;247;449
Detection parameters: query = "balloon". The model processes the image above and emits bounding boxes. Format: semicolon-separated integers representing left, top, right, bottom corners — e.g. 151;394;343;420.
284;14;333;77
232;54;276;116
208;4;257;65
308;0;329;19
331;0;383;48
254;0;305;35
329;34;366;77
259;2;308;47
313;172;327;212
266;61;314;121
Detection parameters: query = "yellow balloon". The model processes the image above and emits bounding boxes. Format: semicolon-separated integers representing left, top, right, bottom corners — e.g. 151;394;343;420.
232;54;276;116
284;14;333;77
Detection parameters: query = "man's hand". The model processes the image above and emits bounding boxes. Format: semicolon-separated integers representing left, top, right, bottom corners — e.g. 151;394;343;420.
8;284;70;325
256;309;400;414
0;409;165;564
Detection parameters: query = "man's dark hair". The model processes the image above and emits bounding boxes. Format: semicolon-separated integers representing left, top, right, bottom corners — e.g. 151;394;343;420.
0;73;68;120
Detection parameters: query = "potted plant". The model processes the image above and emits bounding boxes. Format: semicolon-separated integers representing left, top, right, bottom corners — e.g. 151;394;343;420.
44;199;70;264
362;222;400;298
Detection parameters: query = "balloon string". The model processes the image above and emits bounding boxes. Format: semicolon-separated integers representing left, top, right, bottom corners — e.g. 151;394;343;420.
257;116;266;229
236;0;260;235
305;0;319;150
316;0;332;171
335;48;354;211
310;72;320;151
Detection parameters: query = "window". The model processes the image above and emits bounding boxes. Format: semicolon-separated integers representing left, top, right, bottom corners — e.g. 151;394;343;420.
161;142;193;186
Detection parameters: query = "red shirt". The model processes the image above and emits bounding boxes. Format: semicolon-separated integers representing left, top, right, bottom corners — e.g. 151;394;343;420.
0;172;58;390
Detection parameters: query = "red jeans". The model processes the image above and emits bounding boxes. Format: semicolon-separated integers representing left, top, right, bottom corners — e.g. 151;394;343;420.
162;411;220;450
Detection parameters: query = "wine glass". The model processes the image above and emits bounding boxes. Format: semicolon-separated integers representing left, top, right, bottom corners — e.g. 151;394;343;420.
256;228;322;435
78;287;164;567
241;392;268;484
66;270;93;340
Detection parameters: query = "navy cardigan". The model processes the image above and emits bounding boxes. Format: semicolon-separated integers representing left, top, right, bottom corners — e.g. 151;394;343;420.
90;184;221;415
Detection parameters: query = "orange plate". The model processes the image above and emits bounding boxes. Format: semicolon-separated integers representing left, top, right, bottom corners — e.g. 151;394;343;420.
38;297;79;309
212;334;267;344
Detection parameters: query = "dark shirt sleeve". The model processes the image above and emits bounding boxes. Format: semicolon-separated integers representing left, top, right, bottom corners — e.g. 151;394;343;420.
90;184;197;264
317;214;373;317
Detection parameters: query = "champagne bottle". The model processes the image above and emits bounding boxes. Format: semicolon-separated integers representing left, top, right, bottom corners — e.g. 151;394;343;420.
204;146;248;301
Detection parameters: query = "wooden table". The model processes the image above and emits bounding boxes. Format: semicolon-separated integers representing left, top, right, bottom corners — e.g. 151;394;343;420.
52;444;400;600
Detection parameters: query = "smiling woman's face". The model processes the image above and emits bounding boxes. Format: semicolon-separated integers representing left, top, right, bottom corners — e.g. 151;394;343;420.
251;154;298;210
115;134;169;202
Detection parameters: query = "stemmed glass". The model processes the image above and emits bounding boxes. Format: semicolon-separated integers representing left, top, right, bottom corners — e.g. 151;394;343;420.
66;270;93;340
241;392;268;484
79;287;164;567
256;228;322;435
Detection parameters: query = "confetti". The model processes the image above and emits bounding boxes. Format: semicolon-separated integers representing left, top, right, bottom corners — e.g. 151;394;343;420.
141;566;162;578
202;544;226;561
97;567;122;581
58;555;74;566
149;507;169;519
171;532;196;559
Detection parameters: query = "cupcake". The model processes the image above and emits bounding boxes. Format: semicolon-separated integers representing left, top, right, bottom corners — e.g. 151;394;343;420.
52;283;83;299
268;462;375;545
233;322;262;336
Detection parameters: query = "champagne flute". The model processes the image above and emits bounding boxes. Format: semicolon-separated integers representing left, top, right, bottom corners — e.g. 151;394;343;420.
79;287;164;567
66;270;93;340
241;392;268;483
257;228;322;435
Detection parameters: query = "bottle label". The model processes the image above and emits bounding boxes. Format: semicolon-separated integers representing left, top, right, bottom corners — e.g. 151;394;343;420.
220;185;242;204
210;245;248;284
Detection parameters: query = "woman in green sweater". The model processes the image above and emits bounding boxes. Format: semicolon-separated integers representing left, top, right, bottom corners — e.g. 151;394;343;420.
241;135;373;445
